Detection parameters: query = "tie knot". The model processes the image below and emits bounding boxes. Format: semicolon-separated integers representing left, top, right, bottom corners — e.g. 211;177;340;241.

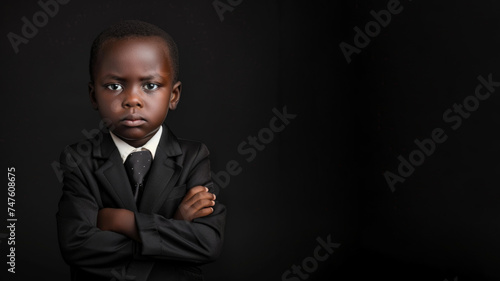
124;150;152;186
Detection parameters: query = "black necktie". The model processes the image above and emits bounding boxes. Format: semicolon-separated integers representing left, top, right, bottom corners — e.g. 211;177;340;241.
124;150;152;206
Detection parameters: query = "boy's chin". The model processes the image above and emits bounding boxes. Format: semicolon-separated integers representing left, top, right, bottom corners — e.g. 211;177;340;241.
114;128;154;141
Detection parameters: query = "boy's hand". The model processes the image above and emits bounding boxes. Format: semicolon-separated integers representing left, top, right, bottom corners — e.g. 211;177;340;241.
97;208;141;242
173;186;215;221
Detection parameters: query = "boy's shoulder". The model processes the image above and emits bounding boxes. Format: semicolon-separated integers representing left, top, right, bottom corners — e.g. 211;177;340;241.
158;125;210;157
167;131;211;160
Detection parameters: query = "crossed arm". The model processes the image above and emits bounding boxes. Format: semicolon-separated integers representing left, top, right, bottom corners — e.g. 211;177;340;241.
56;143;225;277
97;186;217;242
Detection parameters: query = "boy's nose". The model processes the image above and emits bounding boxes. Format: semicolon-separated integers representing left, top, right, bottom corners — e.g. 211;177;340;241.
123;89;143;108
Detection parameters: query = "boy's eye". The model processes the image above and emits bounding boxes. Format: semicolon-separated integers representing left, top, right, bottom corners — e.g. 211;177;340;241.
144;83;159;91
106;84;122;91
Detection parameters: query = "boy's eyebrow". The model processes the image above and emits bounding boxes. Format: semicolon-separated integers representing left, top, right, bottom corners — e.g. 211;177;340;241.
102;74;126;82
139;74;163;81
102;73;166;81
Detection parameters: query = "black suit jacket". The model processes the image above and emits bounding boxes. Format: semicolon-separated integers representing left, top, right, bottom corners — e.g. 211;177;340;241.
56;125;226;281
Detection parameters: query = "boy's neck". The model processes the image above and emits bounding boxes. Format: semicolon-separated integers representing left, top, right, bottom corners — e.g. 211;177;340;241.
109;126;163;163
120;127;161;148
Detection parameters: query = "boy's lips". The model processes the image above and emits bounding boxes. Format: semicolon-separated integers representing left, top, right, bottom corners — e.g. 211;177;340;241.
121;114;146;126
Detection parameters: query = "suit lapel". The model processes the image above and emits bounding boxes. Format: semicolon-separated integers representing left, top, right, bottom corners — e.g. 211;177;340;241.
93;130;138;212
90;126;183;214
139;126;183;214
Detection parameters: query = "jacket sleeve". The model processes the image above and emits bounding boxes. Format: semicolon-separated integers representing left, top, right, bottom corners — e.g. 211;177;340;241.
134;143;226;263
56;146;135;277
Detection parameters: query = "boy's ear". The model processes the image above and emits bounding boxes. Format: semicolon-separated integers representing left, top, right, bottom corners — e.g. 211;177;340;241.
169;81;182;110
88;82;98;110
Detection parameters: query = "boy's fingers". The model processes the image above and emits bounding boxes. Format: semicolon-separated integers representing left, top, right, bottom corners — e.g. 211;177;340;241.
192;207;214;219
184;188;215;206
182;185;207;202
191;199;215;211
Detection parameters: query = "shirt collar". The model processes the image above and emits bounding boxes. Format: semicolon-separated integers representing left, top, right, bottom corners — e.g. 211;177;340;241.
109;125;163;163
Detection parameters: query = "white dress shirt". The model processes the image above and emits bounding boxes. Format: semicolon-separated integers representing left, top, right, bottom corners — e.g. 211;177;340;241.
109;125;163;163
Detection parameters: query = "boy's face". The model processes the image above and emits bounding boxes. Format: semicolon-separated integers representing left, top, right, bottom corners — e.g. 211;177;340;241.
89;36;181;147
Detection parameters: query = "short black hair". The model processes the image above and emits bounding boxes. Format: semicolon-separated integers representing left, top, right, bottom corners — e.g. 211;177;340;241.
89;20;179;83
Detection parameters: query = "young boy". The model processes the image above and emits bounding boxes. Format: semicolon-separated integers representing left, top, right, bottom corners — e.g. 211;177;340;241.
56;20;225;281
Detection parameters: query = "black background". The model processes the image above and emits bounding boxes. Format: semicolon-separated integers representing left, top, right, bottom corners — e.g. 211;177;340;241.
1;0;500;280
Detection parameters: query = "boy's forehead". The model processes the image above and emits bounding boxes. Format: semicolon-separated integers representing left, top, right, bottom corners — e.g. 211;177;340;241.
95;36;172;74
103;35;169;49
